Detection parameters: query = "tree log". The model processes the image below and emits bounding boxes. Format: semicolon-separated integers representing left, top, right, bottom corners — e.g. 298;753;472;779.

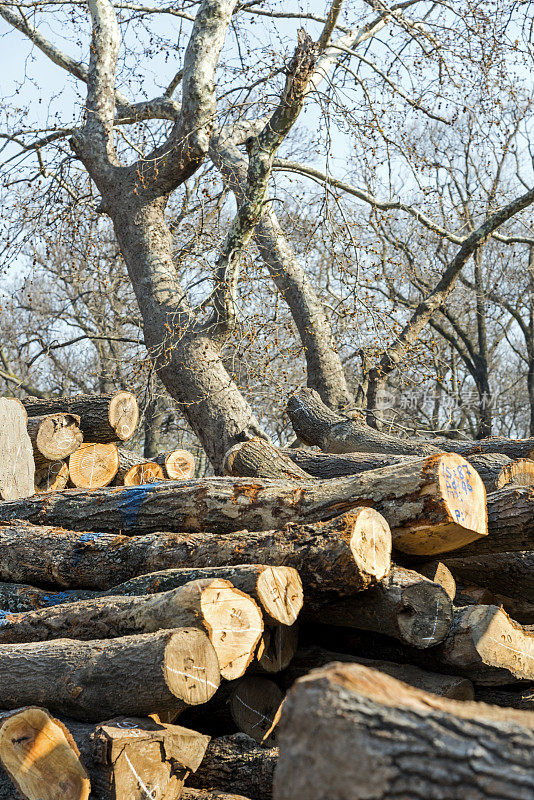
26;413;83;470
0;706;90;800
256;623;298;674
108;565;303;626
34;460;69;493
154;449;196;479
453;486;534;555
224;439;310;480
497;458;534;488
302;566;453;649
274;662;534;800
444;551;534;603
0;398;35;500
115;447;165;485
0;583;93;613
0;454;487;555
0;511;391;597
187;734;277;800
463;453;512;490
0;628;220;721
66;716;209;800
68;442;120;489
22;392;139;443
0;580;263;681
287;448;417;478
454;582;534;626
416;560;456;600
278;646;474;699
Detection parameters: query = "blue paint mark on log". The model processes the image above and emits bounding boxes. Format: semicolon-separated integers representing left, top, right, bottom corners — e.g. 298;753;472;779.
78;531;108;544
41;591;77;607
119;485;154;531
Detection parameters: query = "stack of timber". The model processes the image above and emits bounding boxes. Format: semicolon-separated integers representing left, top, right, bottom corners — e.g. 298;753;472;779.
5;388;534;797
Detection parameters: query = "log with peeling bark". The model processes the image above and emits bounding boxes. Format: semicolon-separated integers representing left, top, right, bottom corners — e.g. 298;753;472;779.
22;391;139;443
0;582;93;613
187;734;277;800
34;460;69;492
444;550;534;603
256;622;298;674
287;386;534;461
454;582;534;625
302;566;453;649
224;439;310;480
0;706;90;800
68;442;120;488
115;447;165;485
0;580;263;681
278;646;474;699
108;565;303;626
0;454;487;555
154;449;196;479
0;398;35;500
274;663;534;800
0;628;220;721
0;511;391;597
26;413;83;470
66;715;209;800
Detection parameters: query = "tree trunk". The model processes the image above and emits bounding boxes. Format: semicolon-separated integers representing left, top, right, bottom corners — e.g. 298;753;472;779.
22;392;139;443
454;581;534;625
68;442;119;488
0;628;220;721
0;582;93;613
0;513;389;597
154;449;196;479
224;439;310;480
302;566;453;649
34;460;69;493
26;414;83;469
0;398;35;500
463;453;511;490
108;565;303;626
286;448;417;478
0;706;90;800
444;551;534;603
274;662;534;800
65;715;209;800
187;734;277;800
0;454;487;555
454;486;534;555
278;646;474;699
0;580;263;681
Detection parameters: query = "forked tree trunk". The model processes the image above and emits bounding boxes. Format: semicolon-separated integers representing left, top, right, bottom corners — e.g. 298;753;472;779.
22;392;139;443
0;580;262;681
26;413;83;469
0;513;389;596
274;663;534;800
68;442;119;488
0;398;35;500
187;734;277;800
0;707;90;800
0;454;487;555
0;628;220;720
66;716;209;800
303;566;453;649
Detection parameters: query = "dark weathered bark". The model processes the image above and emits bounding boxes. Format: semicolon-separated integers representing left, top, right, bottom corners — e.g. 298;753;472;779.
287;448;417;478
0;513;389;597
0;706;90;800
66;716;209;800
278;646;474;699
0;628;220;720
0;398;35;500
26;413;82;469
108;565;303;626
302;566;453;649
416;560;456;600
475;688;534;711
0;582;93;613
454;581;534;625
187;734;277;800
463;453;512;490
0;580;262;681
224;439;310;480
22;392;139;443
454;486;534;555
0;454;487;555
68;442;119;489
444;550;534;603
274;663;534;800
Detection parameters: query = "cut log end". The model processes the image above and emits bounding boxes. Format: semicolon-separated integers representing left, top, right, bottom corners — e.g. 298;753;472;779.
0;707;90;800
230;677;284;744
163;449;196;480
496;458;534;489
34;461;69;493
393;453;487;555
200;580;264;680
163;627;221;706
123;462;165;486
348;507;392;584
256;567;303;627
396;577;453;649
109;391;139;442
69;443;119;489
28;414;83;465
257;623;299;673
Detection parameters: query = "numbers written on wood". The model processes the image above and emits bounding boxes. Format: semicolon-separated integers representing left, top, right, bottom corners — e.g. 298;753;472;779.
442;463;473;523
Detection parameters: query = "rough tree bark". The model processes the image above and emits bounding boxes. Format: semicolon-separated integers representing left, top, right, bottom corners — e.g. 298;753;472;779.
274;663;534;800
444;551;534;603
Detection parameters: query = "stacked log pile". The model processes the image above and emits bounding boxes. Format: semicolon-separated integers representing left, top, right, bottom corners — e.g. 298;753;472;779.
3;387;534;797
